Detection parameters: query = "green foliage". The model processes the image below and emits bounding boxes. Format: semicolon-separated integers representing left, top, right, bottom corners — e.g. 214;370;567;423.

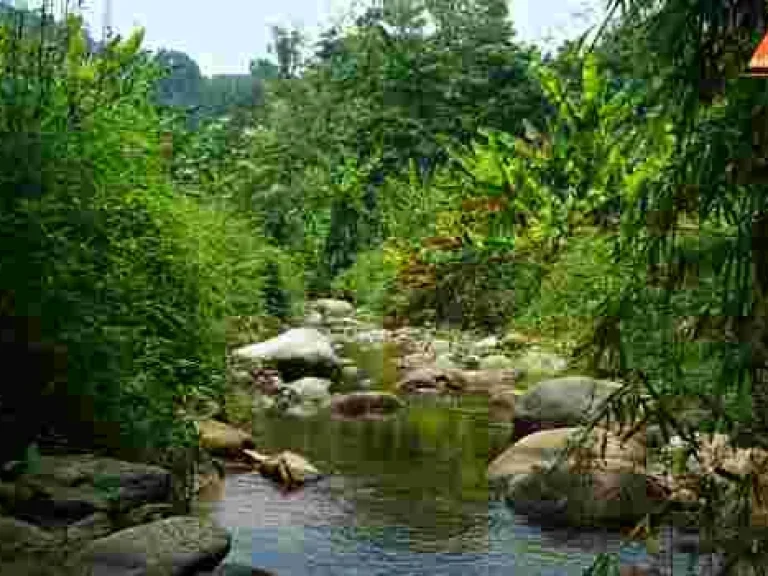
0;8;270;462
332;249;399;316
263;260;291;319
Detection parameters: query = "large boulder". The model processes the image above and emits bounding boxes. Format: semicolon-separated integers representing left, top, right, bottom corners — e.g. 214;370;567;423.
514;376;622;437
5;455;172;526
65;516;231;576
489;427;645;481
198;420;254;457
330;392;404;420
231;328;340;381
489;427;663;528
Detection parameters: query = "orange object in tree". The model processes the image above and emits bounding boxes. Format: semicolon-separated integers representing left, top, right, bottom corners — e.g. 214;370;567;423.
747;31;768;77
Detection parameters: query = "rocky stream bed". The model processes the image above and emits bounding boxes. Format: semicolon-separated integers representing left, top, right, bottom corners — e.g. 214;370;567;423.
3;298;764;574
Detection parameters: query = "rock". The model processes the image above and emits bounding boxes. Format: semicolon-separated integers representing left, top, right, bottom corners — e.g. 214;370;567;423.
514;349;567;376
452;369;521;394
285;377;332;407
241;449;270;468
396;367;465;395
0;516;58;561
397;352;436;372
303;311;324;327
118;503;174;529
478;354;516;370
198;420;255;457
66;516;231;576
489;427;646;481
259;451;321;488
473;335;500;355
489;388;517;424
389;330;431;357
397;366;519;396
64;512;114;544
356;329;389;345
205;564;277;576
8;455;172;525
330;392;404;420
490;427;659;528
231;328;340;381
310;299;355;319
514;376;622;437
284;404;322;418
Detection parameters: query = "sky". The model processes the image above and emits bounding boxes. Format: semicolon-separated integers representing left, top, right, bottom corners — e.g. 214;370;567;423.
71;0;604;77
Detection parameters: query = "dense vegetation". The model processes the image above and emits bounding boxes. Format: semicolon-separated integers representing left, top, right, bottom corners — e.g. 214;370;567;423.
2;0;768;572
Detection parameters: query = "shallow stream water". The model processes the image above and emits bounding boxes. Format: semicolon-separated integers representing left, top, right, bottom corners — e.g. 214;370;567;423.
195;396;714;575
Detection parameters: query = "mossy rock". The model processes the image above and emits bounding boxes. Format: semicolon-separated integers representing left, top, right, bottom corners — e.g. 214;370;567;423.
65;516;231;576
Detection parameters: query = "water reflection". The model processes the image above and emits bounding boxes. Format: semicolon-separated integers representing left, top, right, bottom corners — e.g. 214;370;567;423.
204;472;611;576
199;397;708;575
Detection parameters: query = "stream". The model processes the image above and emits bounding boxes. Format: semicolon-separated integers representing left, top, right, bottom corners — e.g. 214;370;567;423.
195;396;711;575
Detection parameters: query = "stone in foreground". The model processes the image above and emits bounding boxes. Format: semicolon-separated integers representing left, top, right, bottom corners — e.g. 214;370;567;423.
489;427;665;529
65;516;231;576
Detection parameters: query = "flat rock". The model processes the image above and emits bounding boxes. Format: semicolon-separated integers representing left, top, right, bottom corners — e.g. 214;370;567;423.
9;455;171;525
66;516;231;576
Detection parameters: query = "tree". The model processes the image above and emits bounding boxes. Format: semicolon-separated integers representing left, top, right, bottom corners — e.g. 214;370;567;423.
268;25;303;79
575;0;768;572
153;49;203;108
250;57;278;81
